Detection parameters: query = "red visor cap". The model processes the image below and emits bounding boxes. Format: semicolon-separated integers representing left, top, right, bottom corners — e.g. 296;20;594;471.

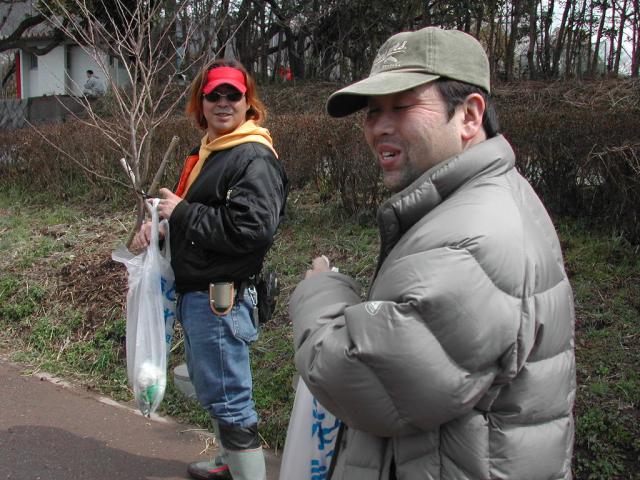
202;67;247;95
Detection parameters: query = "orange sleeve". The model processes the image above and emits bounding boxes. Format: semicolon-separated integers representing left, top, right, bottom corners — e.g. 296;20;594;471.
174;154;199;198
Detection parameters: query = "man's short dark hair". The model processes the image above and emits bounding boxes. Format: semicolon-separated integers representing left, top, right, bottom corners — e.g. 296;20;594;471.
435;79;500;138
86;69;94;75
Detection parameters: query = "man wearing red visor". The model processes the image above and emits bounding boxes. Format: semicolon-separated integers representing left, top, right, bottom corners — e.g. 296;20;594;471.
133;60;288;480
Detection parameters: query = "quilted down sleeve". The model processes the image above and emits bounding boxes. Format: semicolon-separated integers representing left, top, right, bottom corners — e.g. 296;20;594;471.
290;246;521;438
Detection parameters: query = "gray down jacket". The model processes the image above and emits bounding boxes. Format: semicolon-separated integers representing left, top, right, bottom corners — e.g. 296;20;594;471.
289;135;576;480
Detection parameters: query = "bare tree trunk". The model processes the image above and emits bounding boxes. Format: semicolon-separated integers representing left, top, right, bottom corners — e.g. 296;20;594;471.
126;135;180;247
564;1;576;77
285;29;303;79
552;0;573;77
614;0;630;75
462;2;472;32
496;3;508;81
235;0;252;69
590;0;609;77
487;1;499;82
587;0;596;73
576;0;590;77
259;6;268;81
527;0;538;80
505;0;524;81
216;0;231;58
607;2;617;74
292;31;307;79
271;30;284;82
633;0;640;75
474;2;484;38
541;0;555;76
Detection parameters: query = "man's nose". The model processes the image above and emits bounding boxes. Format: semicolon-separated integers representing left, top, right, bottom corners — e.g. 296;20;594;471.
368;111;395;137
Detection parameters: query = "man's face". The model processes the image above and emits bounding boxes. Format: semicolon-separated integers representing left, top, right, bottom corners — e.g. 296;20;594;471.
364;83;463;193
202;84;249;139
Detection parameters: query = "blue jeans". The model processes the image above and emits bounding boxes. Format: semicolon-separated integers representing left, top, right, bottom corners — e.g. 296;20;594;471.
177;288;259;428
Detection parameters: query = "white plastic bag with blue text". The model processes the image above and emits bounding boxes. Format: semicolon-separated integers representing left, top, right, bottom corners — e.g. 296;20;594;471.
112;199;176;416
279;377;342;480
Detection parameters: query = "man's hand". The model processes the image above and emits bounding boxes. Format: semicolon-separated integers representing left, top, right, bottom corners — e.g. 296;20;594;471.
305;255;332;279
130;220;166;252
157;187;182;220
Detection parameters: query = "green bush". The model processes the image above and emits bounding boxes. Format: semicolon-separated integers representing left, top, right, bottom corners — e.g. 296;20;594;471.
497;80;640;242
268;114;383;214
0;118;199;206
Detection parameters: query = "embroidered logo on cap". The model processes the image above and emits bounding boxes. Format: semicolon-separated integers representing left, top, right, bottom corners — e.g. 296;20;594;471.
373;41;408;69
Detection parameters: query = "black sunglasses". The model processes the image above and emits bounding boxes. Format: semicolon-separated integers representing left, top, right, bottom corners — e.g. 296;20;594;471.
202;90;244;103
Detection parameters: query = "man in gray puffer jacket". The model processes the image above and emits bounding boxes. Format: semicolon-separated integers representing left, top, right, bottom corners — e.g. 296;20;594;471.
289;27;575;479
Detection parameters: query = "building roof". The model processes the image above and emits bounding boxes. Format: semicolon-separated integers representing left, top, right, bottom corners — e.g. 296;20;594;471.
0;0;59;41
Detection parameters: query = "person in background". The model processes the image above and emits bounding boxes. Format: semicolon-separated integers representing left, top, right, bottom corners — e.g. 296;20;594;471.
132;59;288;480
289;27;575;479
83;69;106;98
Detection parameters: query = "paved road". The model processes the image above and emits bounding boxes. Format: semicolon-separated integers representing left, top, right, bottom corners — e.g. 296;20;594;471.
0;359;281;480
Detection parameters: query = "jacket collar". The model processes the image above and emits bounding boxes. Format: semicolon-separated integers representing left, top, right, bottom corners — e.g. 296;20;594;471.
376;135;515;258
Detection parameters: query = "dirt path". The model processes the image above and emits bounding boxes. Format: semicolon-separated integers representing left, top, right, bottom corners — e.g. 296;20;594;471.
0;359;282;480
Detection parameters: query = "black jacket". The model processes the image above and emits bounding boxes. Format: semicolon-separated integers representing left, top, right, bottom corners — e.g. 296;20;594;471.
169;142;287;293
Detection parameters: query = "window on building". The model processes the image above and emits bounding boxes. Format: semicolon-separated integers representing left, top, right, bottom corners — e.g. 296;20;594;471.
30;53;38;70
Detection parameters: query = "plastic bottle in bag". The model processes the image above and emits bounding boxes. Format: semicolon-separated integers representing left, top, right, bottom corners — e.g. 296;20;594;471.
136;361;167;416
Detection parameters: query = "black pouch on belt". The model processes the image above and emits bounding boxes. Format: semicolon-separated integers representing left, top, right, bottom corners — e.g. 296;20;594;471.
209;281;235;316
255;269;279;324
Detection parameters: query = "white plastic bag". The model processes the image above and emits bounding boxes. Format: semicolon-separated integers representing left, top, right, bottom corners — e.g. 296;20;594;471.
112;199;176;416
279;378;342;480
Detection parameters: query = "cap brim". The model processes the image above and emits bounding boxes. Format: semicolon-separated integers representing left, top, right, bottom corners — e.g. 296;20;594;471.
203;79;247;95
326;71;440;117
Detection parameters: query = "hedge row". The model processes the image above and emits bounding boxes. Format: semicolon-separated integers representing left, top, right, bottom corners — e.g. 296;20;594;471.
1;81;638;241
497;82;640;241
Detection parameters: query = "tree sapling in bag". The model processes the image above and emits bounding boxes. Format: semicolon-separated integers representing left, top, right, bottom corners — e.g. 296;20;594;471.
112;199;176;416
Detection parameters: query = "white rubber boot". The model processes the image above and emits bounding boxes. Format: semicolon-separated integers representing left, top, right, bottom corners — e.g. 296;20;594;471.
226;447;266;480
211;419;229;465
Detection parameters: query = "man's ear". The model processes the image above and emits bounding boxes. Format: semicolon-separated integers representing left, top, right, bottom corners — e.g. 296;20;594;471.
460;93;485;143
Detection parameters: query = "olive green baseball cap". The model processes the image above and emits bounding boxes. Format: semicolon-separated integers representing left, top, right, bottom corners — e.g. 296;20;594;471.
327;27;491;117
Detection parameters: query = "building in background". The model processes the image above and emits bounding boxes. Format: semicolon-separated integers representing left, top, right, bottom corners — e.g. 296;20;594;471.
2;0;130;99
15;42;130;99
0;1;131;127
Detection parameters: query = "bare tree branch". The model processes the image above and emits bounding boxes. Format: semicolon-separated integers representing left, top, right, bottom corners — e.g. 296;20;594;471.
31;0;219;243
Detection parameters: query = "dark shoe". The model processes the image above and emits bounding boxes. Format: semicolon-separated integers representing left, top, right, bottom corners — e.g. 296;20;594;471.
187;460;233;480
